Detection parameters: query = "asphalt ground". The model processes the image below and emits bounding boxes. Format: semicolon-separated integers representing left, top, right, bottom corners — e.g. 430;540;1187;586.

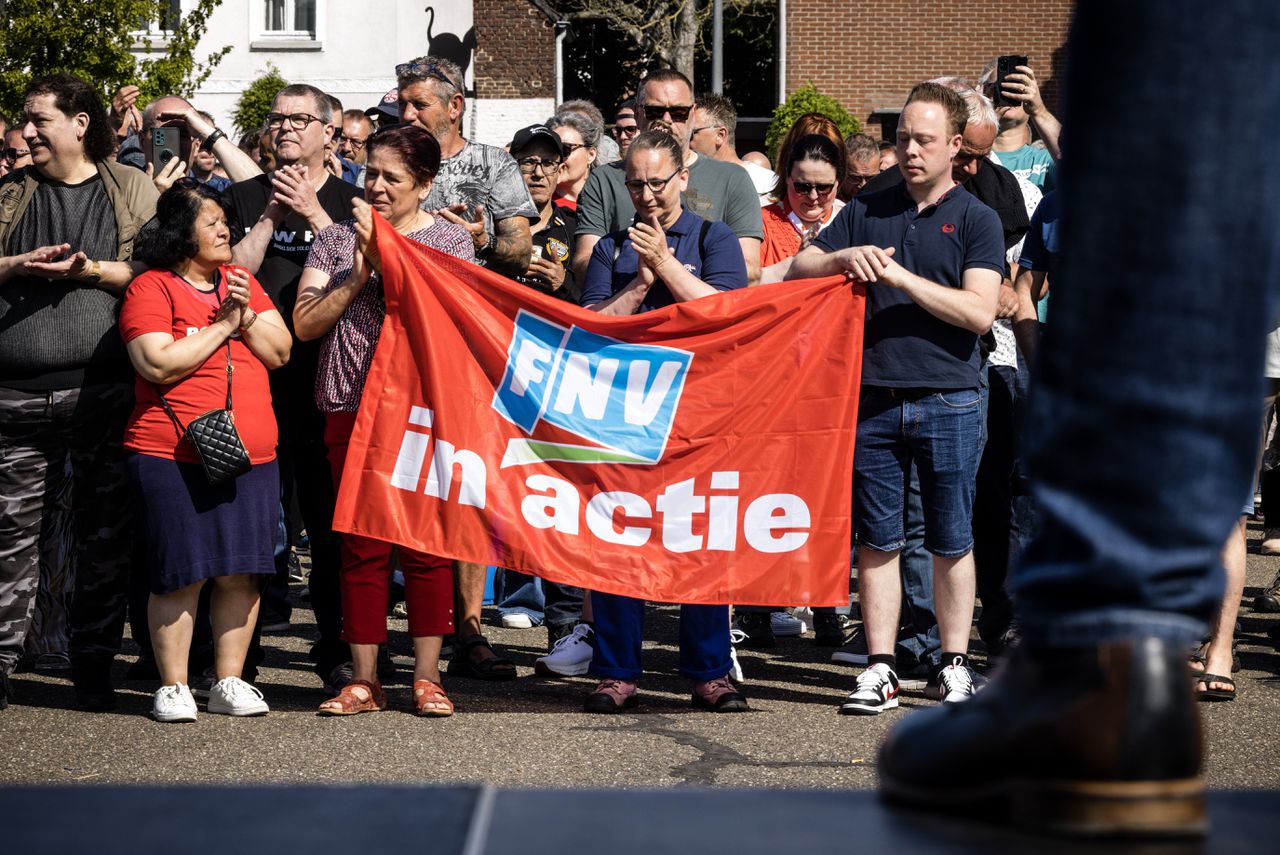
5;522;1280;791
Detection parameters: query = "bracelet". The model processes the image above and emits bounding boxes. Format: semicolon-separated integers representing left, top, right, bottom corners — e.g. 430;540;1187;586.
240;309;257;331
201;129;226;153
86;260;102;282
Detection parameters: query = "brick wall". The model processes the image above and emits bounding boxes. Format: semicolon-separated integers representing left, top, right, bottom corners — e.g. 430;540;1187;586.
787;1;1074;138
473;0;558;100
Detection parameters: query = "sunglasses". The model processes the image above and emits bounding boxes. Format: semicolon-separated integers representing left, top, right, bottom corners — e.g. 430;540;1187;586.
559;141;587;157
395;60;459;91
4;147;28;160
791;180;836;197
641;104;692;123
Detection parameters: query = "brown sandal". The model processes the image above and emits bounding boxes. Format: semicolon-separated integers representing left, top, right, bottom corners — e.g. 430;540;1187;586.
318;679;386;716
413;679;454;717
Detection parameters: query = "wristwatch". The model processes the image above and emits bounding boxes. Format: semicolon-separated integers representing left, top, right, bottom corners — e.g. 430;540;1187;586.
475;232;495;259
201;128;226;153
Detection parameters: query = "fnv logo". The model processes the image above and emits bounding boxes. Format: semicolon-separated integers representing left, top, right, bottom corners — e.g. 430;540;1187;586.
492;310;693;466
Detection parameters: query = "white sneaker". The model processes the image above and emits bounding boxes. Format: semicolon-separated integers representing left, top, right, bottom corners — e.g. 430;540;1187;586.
152;683;198;723
771;611;807;637
838;663;900;715
534;623;593;676
937;657;979;703
500;612;535;629
206;676;269;716
728;645;745;684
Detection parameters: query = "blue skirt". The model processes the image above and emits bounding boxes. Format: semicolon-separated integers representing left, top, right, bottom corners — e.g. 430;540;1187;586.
127;453;278;595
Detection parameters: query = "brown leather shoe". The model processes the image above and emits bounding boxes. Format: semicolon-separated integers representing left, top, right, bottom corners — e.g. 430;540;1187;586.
878;637;1205;838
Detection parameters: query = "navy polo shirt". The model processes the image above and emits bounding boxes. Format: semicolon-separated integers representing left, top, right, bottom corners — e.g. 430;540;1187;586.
580;208;747;312
815;184;1005;389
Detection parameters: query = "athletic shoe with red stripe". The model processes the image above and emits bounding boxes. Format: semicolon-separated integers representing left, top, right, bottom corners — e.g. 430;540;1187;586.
839;662;900;715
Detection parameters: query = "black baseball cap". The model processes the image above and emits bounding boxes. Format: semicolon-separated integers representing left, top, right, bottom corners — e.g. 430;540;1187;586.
509;124;562;157
366;88;399;121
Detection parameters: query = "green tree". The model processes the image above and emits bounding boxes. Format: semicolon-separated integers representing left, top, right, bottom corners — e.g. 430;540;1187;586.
232;64;289;136
0;0;229;116
765;83;861;162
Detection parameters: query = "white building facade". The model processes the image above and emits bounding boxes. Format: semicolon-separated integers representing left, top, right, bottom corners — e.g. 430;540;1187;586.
133;0;556;147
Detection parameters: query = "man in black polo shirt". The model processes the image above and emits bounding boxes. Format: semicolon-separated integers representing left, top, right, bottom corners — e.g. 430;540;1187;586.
789;82;1004;715
224;83;361;691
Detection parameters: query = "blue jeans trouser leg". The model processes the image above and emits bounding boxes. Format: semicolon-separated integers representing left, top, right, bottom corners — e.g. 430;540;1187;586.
1011;2;1280;645
898;461;940;667
590;592;731;682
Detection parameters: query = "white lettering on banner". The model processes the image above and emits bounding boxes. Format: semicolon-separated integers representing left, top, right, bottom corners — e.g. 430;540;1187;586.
743;495;812;553
552;354;619;421
389;407;812;553
585;491;652;546
509;338;553;396
520;474;580;534
654;477;704;553
624;361;683;427
389;408;486;508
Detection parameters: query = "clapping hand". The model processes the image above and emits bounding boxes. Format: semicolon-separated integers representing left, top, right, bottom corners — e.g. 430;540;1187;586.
352;197;380;277
23;245;94;281
272;164;324;223
215;268;252;330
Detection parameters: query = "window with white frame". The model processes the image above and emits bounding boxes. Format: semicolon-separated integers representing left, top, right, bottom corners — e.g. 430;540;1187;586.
132;0;183;37
263;0;317;37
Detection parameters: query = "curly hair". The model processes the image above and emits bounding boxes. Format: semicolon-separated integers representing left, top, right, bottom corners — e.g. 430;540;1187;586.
24;74;115;163
134;180;231;270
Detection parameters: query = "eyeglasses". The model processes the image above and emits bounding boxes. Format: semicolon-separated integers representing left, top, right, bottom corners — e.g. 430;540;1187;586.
791;180;836;197
624;166;683;195
559;141;586;157
265;112;322;131
4;147;29;160
690;126;720;136
517;157;562;174
641;104;692;123
395;60;459;91
341;135;369;151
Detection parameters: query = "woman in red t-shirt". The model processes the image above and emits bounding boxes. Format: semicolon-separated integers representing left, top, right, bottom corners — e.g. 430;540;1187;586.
120;180;291;724
760;134;847;282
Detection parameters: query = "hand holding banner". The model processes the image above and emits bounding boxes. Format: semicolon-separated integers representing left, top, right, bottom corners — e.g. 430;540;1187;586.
332;214;866;606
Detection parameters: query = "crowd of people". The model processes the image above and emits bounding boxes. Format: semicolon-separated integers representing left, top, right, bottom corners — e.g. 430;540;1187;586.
0;50;1266;730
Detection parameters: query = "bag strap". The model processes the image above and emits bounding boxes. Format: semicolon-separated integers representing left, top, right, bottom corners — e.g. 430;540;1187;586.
155;271;235;437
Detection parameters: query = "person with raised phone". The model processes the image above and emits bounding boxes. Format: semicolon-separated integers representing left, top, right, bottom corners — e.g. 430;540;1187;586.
577;130;749;713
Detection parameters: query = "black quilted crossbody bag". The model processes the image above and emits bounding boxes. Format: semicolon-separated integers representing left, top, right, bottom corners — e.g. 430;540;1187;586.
157;338;252;486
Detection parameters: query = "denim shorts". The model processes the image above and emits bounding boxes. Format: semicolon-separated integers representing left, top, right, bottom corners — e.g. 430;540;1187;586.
854;386;985;557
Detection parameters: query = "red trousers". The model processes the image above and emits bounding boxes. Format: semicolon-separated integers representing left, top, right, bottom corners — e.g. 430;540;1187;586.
325;411;454;643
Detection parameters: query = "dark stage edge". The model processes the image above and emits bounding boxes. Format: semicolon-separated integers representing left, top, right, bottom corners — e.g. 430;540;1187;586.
6;786;1273;853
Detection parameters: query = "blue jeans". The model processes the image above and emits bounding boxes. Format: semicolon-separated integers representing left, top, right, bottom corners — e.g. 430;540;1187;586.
855;387;986;557
1011;2;1279;645
973;360;1037;646
897;460;940;667
590;593;731;682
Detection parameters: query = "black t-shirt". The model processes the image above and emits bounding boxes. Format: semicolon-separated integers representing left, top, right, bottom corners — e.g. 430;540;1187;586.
222;173;361;320
815;184;1005;389
515;203;578;302
0;173;128;389
223;172;361;415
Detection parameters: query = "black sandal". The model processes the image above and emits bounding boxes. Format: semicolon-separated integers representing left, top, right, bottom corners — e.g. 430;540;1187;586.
1194;673;1236;702
447;633;517;681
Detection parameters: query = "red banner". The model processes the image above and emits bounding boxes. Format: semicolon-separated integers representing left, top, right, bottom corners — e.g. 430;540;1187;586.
332;216;865;606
